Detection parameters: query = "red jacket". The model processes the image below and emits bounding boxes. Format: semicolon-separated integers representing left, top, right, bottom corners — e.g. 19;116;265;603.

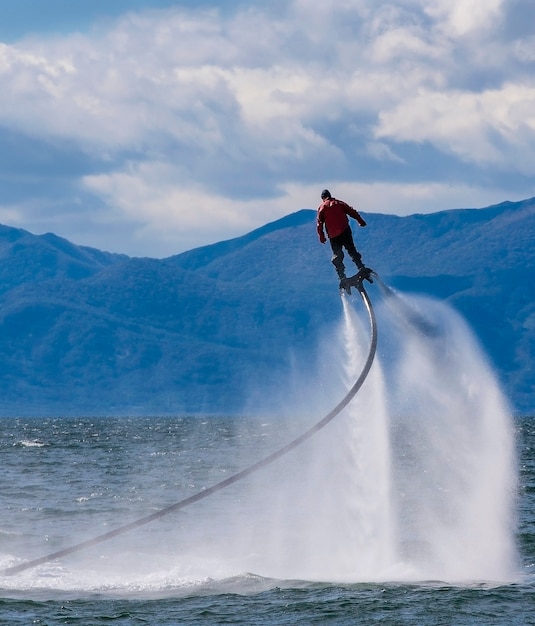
317;198;366;242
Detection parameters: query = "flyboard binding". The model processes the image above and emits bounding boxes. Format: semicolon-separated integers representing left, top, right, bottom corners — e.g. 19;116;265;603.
339;267;374;295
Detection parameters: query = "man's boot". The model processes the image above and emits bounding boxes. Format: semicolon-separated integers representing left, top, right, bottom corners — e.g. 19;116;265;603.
337;270;347;291
352;253;364;271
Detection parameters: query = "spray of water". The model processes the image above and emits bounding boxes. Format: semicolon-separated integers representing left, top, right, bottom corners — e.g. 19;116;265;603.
225;296;394;583
225;288;519;583
377;290;519;582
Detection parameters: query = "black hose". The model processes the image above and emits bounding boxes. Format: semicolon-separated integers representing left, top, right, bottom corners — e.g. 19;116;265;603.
2;283;377;577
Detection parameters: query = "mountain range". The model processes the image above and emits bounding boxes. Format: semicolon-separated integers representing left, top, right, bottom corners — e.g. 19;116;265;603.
0;197;533;416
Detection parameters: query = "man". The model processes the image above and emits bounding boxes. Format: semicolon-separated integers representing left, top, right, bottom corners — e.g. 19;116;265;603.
316;189;368;287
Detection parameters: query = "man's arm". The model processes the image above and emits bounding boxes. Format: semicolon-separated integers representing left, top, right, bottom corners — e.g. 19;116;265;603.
345;205;367;227
316;211;326;243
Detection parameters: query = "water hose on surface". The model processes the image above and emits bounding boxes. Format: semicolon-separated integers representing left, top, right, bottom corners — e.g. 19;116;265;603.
2;281;377;576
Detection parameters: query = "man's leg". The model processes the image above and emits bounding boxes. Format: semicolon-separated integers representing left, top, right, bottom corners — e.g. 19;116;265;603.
341;228;364;270
329;235;346;279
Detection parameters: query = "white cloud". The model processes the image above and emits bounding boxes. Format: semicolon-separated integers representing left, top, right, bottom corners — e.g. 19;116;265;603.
287;179;527;216
365;141;406;163
78;165;529;257
375;83;535;172
82;162;308;256
422;0;504;37
0;0;533;255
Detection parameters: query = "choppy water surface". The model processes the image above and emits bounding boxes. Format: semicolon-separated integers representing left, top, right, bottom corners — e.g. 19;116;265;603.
0;416;533;625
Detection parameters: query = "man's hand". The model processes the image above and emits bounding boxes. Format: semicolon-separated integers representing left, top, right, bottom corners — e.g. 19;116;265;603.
319;235;326;244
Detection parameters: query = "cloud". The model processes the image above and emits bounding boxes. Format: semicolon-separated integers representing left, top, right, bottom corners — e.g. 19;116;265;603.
0;0;533;256
79;166;527;258
422;0;503;37
375;84;535;172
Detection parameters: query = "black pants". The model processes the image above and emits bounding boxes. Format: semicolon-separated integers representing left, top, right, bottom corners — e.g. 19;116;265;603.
329;227;363;279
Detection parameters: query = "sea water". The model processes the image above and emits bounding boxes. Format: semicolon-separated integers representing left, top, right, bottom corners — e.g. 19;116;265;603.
0;288;533;624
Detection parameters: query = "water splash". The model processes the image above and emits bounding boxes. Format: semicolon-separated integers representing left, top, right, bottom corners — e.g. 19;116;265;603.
377;290;519;582
239;288;519;583
194;294;393;584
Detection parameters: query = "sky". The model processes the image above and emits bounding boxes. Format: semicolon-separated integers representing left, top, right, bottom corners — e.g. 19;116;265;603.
0;0;534;257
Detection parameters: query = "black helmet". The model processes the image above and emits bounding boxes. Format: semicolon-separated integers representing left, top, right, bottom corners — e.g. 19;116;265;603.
321;189;331;200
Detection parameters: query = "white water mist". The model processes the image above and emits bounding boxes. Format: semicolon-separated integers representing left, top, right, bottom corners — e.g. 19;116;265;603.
380;291;518;582
238;289;519;583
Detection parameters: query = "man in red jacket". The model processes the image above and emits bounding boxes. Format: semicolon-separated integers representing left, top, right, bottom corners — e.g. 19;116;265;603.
316;189;368;287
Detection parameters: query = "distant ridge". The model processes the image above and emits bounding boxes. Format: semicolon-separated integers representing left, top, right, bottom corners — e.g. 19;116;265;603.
168;209;314;271
0;198;533;416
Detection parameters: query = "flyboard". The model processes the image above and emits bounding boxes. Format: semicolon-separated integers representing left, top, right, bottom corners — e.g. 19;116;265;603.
2;270;378;577
339;266;374;295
